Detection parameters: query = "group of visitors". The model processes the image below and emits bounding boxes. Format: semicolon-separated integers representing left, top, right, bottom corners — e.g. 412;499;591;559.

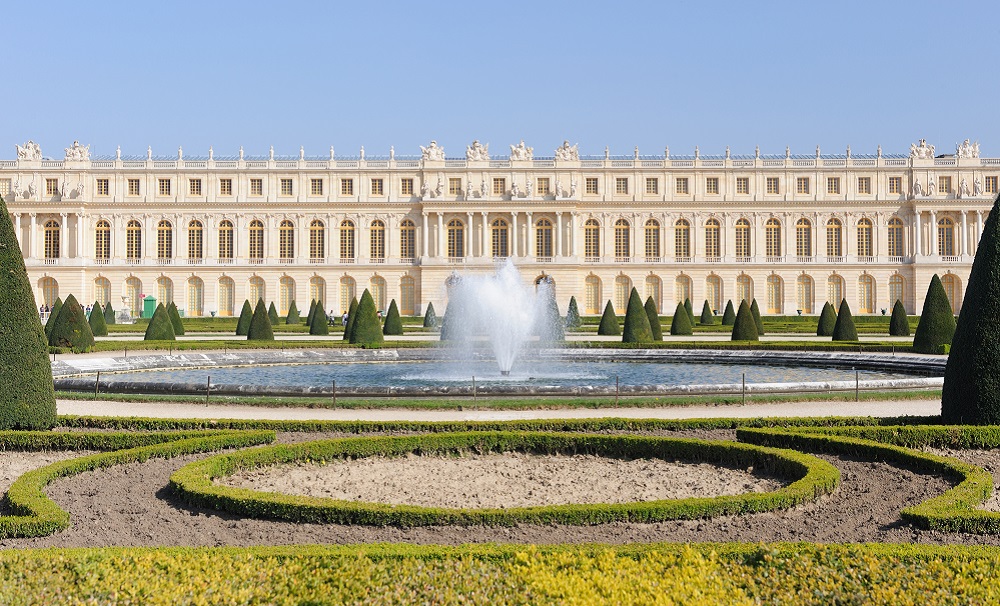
326;309;384;326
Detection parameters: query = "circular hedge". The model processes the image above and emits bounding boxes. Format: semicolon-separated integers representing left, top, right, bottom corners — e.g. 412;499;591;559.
169;431;839;526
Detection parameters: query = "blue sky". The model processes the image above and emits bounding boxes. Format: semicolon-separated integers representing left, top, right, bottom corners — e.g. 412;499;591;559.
4;0;998;159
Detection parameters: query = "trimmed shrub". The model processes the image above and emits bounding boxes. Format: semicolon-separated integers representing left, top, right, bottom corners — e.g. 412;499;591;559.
166;301;185;336
644;297;663;341
343;297;359;341
566;296;582;330
88;300;108;337
267;302;279;326
143;303;176;341
913;274;957;355
43;297;63;340
306;299;317;328
731;300;759;341
622;288;653;343
597;301;620;336
831;300;858;341
669;302;693;336
350;289;384;347
699;300;714;325
422;301;437;329
48;295;95;353
817;302;837;336
103;301;116;325
308;303;329;336
721;300;736;326
285;300;300;325
383;300;403;336
889;300;910;336
684;298;695;325
750;299;765;335
235;300;253;336
247;299;275;341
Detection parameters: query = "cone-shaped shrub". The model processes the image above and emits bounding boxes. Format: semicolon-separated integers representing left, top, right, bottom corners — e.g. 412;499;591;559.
889;299;910;337
88;300;108;337
306;299;317;328
350;289;384;347
166;301;185;336
422;302;437;328
247;299;275;341
0;195;57;429
684;298;695;325
597;301;620;336
104;301;116;325
943;194;1000;423
343;297;359;341
913;274;957;354
267;302;279;326
286;300;300;325
44;297;63;340
308;302;330;335
721;300;736;326
644;297;663;341
565;296;582;329
536;288;565;342
235;300;253;336
832;300;859;341
143;303;176;341
383;299;403;336
669;302;693;336
750;299;764;335
621;288;653;343
817;302;837;336
731;300;759;341
48;295;95;352
699;300;714;325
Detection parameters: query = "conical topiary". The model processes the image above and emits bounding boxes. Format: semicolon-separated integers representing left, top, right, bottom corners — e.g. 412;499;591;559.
597;301;620;336
750;298;765;335
669;302;693;336
306;299;317;328
889;299;910;337
343;297;359;341
104;301;116;325
622;288;653;343
0;194;57;429
166;301;185;336
913;274;957;354
350;289;384;347
731;299;759;341
423;302;437;329
721;300;736;326
699;300;714;325
88;300;108;337
268;301;279;326
44;297;63;340
817;301;837;336
684;298;695;325
48;294;95;353
308;302;330;335
144;303;176;341
247;299;275;341
943;194;1000;423
235;300;253;336
286;300;300;325
831;300;858;341
644;296;663;341
565;296;582;330
383;299;403;336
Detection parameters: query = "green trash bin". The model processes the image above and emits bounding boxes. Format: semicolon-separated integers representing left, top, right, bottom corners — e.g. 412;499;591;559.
142;296;157;319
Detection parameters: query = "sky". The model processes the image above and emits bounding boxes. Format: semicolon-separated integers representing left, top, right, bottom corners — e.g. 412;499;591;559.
3;0;998;159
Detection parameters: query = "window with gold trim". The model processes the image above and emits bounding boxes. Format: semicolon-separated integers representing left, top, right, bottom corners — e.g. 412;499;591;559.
309;220;325;260
43;220;60;259
857;177;871;194
766;177;779;195
400;220;415;259
96;179;109;196
219;179;232;196
737;177;750;195
310;178;323;196
706;177;719;195
250;178;263;196
189;179;202;196
158;178;171;196
370;220;385;260
128;179;140;196
371;178;383;196
400;178;413;196
448;178;462;195
280;178;293;196
46;179;58;196
585;177;599;194
888;176;902;194
796;177;810;194
279;220;295;260
157;220;173;259
676;177;689;195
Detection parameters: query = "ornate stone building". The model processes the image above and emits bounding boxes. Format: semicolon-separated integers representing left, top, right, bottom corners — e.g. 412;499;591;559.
2;138;994;319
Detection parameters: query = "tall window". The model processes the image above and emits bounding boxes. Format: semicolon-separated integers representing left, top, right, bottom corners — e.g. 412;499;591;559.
675;275;692;307
614;275;632;312
370;220;386;260
736;274;753;303
491;219;509;258
279;277;295;315
735;218;751;258
310;277;326;308
644;220;660;260
249;220;265;260
399;276;415;315
858;274;875;313
856;218;873;257
39;277;58;307
674;219;691;259
448;178;462;195
796;274;814;314
584;219;601;259
766;275;783;314
827;274;844;307
705;219;720;258
796;218;812;257
94;277;111;306
188;220;203;261
339;276;356;313
248;277;265;305
126;220;142;259
309;220;325;260
46;179;58;196
614;219;630;259
157;221;173;259
939;176;952;194
279;220;295;260
941;274;960;312
95;220;111;260
889;274;905;308
887;218;904;257
535;219;553;258
826;219;843;257
370;276;387;311
157;277;174;304
340;220;356;260
447;219;465;258
218;220;234;260
187;277;204;317
584;275;602;314
938;217;955;256
400;219;415;260
705;275;722;312
765;218;781;257
125;277;142;316
43;220;60;259
219;277;235;316
645;275;662;312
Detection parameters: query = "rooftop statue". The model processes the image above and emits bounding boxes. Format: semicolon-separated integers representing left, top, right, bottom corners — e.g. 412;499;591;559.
16;141;41;161
909;138;935;159
64;140;90;161
956;138;980;158
466;140;489;161
555;140;579;161
420;140;445;161
510;140;533;161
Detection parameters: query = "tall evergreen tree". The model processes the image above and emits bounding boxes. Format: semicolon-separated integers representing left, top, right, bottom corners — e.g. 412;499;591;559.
343;297;359;341
48;294;95;352
831;300;859;341
750;298;765;335
644;296;663;341
235;300;253;336
565;296;582;330
684;298;695;325
382;299;404;336
731;300;759;341
88;299;108;337
422;301;437;329
669;302;693;336
721;300;736;326
285;300;300;325
308;302;330;335
350;289;384;347
267;301;279;326
306;299;317;328
144;303;176;341
699;300;714;325
597;301;620;336
103;301;116;325
43;297;63;340
166;301;185;336
622;288;653;343
247;299;275;341
888;299;910;337
913;274;957;354
817;302;837;336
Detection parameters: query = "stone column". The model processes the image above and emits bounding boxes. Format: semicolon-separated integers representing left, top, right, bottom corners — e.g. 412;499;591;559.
930;210;938;256
466;212;473;258
961;210;968;257
569;212;577;257
437;213;444;258
976;210;984;255
13;213;21;251
59;213;67;260
421;213;429;257
511;212;518;258
480;212;489;258
525;212;533;258
556;212;563;258
76;214;86;258
913;211;921;257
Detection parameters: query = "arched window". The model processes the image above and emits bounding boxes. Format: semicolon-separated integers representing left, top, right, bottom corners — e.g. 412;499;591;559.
95;220;111;261
399;219;416;260
705;275;722;313
941;274;961;312
491;218;509;258
535;218;553;258
370;220;386;261
218;220;234;261
584;275;602;314
279;220;295;260
857;218;874;257
188;220;203;261
826;219;843;258
796;274;814;314
735;218;751;258
766;274;783;314
157;220;173;260
249;220;265;260
218;277;235;316
340;220;356;260
400;275;416;315
887;217;905;257
43;220;60;260
889;274;905;309
674;219;691;259
339;276;356;313
447;219;465;258
126;220;142;260
675;275;692;308
39;277;58;307
248;276;265;304
938;217;955;256
187;277;204;317
125;277;142;316
827;274;845;307
705;218;721;258
765;218;781;257
157;276;173;304
795;218;812;258
584;219;601;259
614;219;631;260
645;275;662;312
736;274;753;303
94;277;111;306
370;276;387;311
309;276;326;308
279;276;295;315
614;275;632;311
309;220;325;261
644;219;660;260
858;274;875;313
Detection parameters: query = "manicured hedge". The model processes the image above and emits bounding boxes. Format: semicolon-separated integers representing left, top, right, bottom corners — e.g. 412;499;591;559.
383;299;403;335
622;288;653;343
166;301;185;336
913;274;956;354
247;299;274;341
143;303;175;341
88;300;108;336
285;300;300;325
350;289;383;346
597;301;620;336
48;294;95;353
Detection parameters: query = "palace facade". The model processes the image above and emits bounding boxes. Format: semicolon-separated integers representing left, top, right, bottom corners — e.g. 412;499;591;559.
2;138;995;319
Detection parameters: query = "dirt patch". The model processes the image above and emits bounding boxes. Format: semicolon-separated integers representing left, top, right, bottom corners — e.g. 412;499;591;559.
0;451;95;500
